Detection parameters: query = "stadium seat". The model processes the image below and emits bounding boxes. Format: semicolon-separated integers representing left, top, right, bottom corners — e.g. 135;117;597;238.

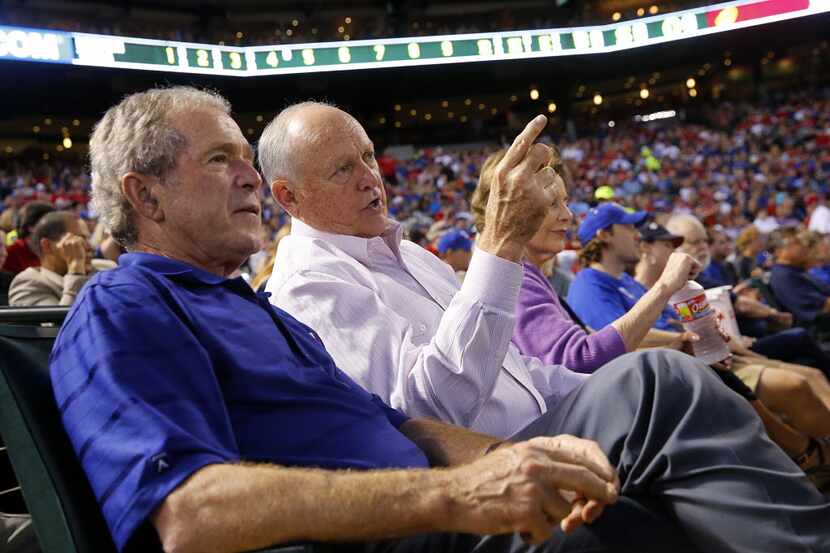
0;307;315;553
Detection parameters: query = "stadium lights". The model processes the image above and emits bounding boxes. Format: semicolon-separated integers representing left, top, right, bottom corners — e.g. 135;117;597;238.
593;93;603;105
608;120;616;127
72;118;80;126
649;6;659;15
612;12;622;21
686;77;696;88
637;8;645;17
547;102;557;113
62;137;72;148
689;88;698;97
640;88;650;99
530;88;540;100
634;109;676;122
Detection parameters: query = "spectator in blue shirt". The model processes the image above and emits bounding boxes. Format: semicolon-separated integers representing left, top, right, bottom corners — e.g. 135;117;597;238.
49;87;830;553
699;227;737;288
769;226;830;325
566;204;698;349
807;232;830;288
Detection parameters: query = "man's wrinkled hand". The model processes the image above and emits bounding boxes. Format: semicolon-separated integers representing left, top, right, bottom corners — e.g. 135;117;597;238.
446;435;618;544
478;115;557;262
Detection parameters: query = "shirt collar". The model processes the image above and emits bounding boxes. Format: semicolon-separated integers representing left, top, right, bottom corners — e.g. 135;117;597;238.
290;217;404;265
119;252;233;286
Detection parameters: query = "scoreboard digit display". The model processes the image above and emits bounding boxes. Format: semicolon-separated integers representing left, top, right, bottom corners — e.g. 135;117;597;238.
0;0;824;77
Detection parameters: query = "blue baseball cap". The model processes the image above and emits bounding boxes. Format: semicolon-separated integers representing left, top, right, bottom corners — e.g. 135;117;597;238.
577;203;648;245
436;229;473;254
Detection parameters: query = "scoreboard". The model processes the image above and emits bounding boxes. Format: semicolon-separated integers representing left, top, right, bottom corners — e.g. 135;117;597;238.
0;0;826;77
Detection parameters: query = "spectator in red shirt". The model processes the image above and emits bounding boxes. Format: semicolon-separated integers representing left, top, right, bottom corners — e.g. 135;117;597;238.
1;202;55;275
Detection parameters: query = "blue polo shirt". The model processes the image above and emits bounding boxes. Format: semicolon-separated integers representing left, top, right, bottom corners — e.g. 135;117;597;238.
566;268;677;331
809;264;830;288
49;253;428;551
770;263;830;324
700;260;731;288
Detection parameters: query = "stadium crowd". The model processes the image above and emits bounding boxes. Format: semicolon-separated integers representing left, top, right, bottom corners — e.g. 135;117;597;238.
1;84;829;551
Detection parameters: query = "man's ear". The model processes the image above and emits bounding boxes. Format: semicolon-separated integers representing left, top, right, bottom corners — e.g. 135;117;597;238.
39;237;54;258
595;227;612;243
271;177;299;217
121;172;164;222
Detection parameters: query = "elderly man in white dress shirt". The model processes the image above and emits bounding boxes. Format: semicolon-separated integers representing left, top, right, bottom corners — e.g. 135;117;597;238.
262;104;585;436
259;102;830;553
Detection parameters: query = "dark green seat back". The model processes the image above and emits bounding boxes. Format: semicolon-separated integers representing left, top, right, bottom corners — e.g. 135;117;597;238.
0;308;315;553
0;312;118;553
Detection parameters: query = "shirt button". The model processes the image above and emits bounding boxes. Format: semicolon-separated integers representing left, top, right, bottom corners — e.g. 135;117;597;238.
419;323;427;331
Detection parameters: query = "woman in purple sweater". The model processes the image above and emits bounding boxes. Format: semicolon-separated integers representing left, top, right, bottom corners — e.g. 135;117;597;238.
471;149;696;373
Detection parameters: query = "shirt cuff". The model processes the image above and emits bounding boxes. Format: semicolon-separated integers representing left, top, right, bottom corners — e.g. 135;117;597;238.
460;246;523;314
596;324;628;357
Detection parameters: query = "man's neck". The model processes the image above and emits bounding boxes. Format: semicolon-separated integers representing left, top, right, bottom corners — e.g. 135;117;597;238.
39;256;63;276
131;241;242;278
634;259;661;290
591;253;624;279
776;258;803;270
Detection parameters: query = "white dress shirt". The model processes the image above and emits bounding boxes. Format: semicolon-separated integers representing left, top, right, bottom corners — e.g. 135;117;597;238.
266;218;587;438
809;204;830;234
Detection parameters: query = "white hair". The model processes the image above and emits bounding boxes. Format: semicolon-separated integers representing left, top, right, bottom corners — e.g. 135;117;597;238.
89;86;230;247
257;100;337;186
665;213;705;236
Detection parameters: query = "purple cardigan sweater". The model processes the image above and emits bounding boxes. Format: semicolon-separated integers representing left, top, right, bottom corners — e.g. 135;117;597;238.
514;262;627;373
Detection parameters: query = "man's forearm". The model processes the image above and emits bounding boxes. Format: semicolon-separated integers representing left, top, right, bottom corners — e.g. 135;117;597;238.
611;281;674;351
399;418;505;466
153;463;453;553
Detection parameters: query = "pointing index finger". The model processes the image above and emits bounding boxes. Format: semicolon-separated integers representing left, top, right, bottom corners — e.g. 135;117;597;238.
500;115;549;173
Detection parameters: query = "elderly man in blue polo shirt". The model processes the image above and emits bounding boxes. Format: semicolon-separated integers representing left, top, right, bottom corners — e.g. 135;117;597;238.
50;89;830;553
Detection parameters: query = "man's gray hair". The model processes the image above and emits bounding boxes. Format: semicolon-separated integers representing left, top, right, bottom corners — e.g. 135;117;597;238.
89;86;231;247
258;100;336;186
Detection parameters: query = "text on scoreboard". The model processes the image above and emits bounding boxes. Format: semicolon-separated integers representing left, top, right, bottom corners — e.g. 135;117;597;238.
0;0;824;76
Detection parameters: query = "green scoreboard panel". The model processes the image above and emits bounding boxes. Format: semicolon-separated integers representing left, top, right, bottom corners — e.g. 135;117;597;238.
0;0;824;76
